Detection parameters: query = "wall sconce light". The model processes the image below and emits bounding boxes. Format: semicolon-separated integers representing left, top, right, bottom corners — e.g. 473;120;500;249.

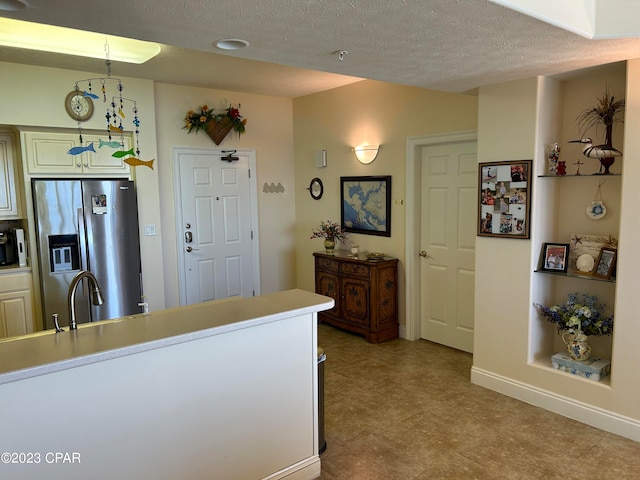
352;145;381;164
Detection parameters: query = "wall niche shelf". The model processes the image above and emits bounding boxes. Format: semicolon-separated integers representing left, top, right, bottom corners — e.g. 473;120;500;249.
530;66;624;386
537;174;621;178
530;359;611;387
534;269;616;284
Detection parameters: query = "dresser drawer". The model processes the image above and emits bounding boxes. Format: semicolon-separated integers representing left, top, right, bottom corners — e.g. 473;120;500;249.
340;262;370;278
316;257;339;273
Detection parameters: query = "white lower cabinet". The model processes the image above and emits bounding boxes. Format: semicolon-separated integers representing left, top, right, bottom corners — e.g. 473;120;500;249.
21;130;131;176
0;271;33;338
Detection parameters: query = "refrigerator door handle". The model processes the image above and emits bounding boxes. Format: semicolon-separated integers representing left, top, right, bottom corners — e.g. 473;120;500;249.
77;207;89;297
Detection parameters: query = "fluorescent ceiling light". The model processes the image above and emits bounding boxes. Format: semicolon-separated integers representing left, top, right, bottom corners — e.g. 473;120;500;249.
0;18;161;63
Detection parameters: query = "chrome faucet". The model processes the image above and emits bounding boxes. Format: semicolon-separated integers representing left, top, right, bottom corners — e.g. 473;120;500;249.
68;270;105;330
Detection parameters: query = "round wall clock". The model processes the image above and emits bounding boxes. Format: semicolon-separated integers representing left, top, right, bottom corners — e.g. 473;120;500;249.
65;90;94;121
309;177;323;200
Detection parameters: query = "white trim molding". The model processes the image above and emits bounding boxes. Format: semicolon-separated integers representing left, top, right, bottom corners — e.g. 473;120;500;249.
471;366;640;442
404;130;478;340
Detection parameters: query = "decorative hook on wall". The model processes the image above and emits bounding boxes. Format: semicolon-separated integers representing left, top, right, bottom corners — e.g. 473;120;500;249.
263;182;285;193
221;149;239;162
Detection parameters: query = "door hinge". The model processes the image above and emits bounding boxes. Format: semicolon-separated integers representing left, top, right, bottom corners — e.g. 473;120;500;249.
248;168;251;178
251;230;253;240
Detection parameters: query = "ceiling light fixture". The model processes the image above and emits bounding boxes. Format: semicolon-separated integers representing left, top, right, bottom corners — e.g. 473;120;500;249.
0;0;28;11
215;38;250;50
0;18;161;63
352;145;380;164
334;50;348;61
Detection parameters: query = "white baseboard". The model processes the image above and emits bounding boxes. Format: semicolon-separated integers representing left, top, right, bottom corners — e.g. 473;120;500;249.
471;366;640;442
399;324;407;339
264;456;321;480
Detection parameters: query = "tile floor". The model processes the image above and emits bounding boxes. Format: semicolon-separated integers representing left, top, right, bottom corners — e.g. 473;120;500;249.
317;323;640;480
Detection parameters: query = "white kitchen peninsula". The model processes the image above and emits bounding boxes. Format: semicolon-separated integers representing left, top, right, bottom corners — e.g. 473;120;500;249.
0;289;333;480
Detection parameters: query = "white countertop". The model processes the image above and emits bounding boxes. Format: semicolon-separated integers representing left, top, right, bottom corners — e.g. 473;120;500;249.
0;289;333;385
0;263;31;274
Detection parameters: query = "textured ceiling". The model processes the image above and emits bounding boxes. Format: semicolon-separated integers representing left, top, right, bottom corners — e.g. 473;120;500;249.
1;0;640;98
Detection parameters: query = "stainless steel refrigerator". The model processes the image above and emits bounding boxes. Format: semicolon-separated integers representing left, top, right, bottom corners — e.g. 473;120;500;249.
33;179;143;330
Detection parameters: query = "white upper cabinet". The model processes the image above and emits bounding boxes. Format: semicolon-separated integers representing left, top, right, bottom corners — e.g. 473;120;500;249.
0;132;21;218
21;130;131;176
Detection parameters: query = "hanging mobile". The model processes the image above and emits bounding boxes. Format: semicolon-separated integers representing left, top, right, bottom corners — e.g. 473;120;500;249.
586;180;607;220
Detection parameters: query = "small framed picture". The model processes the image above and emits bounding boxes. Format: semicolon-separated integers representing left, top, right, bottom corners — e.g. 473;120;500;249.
540;243;569;273
592;247;617;279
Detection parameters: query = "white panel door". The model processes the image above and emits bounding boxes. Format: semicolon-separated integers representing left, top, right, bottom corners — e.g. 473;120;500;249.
420;141;477;352
178;150;254;304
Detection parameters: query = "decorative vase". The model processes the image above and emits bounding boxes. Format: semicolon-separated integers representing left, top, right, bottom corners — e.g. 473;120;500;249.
324;239;336;254
599;157;615;175
206;118;233;145
546;143;560;175
598;123;617;175
562;331;592;361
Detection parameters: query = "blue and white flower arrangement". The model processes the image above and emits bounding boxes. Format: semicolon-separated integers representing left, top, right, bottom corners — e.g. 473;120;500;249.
536;292;614;336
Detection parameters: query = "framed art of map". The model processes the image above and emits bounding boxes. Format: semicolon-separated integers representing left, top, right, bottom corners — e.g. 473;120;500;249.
340;175;391;237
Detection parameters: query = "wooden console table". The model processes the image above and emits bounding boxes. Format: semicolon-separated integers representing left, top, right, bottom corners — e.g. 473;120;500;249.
313;250;399;343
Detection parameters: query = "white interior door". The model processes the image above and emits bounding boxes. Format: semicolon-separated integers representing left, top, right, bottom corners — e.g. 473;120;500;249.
420;141;477;352
176;148;256;305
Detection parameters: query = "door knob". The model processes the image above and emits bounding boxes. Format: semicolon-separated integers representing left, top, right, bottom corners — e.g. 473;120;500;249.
419;250;432;259
186;246;192;252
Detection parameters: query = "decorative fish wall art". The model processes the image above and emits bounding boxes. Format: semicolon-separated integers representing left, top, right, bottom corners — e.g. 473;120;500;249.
124;158;155;170
68;43;148;171
111;148;135;158
67;143;96;155
68;139;154;170
99;139;122;149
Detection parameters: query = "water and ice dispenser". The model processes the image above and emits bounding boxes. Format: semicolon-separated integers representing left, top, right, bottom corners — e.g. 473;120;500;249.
48;234;80;273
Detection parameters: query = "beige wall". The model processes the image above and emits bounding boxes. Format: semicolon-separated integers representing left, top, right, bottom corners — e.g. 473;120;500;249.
153;83;297;306
293;80;479;329
5;55;639;438
472;61;640;437
0;61;165;317
0;61;299;322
